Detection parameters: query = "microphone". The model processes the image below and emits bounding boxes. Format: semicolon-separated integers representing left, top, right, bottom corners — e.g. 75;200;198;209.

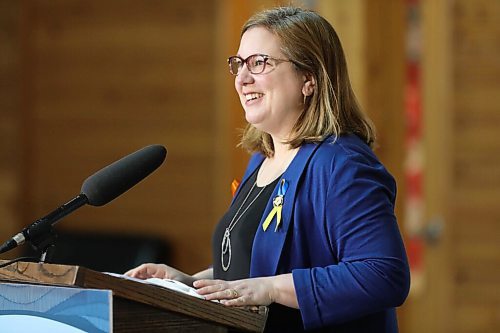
82;144;167;206
0;144;167;255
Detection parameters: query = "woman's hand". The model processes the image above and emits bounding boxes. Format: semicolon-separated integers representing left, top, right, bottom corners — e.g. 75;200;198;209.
194;274;298;308
194;276;274;306
124;263;195;286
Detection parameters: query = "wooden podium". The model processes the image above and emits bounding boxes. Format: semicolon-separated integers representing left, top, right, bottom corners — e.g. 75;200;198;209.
0;261;267;332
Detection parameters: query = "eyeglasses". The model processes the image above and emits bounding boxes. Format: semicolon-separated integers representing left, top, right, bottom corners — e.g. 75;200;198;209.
227;53;291;75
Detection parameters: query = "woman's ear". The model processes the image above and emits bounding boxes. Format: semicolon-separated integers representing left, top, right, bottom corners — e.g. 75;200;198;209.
302;74;316;96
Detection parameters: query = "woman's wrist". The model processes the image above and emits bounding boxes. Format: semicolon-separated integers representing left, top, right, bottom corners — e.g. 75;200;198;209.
269;273;299;308
190;268;213;286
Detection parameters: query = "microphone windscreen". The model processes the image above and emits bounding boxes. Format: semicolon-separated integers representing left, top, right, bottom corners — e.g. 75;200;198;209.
81;145;167;206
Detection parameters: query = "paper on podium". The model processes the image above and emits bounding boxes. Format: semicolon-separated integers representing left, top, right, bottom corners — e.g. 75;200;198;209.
106;273;205;299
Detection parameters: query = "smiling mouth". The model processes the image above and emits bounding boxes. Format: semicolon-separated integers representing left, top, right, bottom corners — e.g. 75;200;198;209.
245;93;264;102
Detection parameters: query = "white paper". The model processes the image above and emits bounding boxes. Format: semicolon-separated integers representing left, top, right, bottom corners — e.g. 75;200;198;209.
105;272;205;299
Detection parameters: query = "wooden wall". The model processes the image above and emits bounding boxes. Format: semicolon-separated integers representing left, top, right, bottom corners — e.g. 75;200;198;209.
403;0;500;332
448;0;500;331
16;0;220;272
0;0;22;258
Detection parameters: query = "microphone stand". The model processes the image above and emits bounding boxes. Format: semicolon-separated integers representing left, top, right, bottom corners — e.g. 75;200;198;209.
24;195;88;263
29;226;58;263
0;194;88;262
0;227;58;268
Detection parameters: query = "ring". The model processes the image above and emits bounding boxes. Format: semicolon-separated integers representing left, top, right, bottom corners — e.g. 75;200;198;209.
229;289;239;298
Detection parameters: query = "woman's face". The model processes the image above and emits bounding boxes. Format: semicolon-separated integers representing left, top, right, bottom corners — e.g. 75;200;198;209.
235;27;306;140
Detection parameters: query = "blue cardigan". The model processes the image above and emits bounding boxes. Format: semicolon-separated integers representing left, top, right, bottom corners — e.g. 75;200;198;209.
234;135;410;332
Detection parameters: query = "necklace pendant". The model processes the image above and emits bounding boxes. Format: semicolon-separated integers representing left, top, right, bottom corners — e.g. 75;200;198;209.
221;229;232;271
221;181;265;272
222;228;230;254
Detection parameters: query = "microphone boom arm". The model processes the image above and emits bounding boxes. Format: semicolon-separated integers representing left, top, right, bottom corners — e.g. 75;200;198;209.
0;194;88;255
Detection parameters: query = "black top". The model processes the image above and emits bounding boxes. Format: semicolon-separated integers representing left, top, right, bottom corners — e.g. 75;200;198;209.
212;170;280;280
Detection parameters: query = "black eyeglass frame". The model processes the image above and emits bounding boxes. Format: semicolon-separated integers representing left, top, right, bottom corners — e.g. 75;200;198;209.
227;53;291;75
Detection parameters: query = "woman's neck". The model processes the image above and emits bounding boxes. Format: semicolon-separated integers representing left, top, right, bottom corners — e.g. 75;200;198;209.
272;140;292;159
257;139;298;187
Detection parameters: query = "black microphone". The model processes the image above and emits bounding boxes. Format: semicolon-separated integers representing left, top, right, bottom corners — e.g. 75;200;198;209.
0;144;167;254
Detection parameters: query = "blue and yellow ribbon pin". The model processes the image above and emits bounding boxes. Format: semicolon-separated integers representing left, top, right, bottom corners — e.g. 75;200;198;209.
262;179;288;232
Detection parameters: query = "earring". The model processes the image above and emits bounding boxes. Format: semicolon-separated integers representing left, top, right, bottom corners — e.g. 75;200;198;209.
303;94;307;105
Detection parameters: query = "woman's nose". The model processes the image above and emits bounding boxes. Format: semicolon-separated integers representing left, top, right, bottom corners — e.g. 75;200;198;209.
235;65;254;86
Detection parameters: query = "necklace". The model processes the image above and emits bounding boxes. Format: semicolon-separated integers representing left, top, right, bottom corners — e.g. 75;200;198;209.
221;181;266;271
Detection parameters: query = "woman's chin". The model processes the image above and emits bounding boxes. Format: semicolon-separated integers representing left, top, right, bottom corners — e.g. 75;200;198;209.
244;113;263;127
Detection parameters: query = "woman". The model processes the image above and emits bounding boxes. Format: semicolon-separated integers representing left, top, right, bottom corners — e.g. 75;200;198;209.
126;7;410;332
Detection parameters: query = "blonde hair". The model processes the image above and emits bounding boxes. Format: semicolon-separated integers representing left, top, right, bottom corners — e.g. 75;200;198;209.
239;7;376;157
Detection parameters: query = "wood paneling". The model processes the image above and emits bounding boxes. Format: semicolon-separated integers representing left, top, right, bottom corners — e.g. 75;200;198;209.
20;0;217;272
405;0;500;332
451;0;500;331
0;0;22;259
316;0;367;110
363;0;406;226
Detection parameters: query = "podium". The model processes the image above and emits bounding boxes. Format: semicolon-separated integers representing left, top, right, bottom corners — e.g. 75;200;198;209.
0;261;267;332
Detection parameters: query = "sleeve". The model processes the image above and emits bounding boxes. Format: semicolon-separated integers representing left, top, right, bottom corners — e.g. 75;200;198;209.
292;156;410;329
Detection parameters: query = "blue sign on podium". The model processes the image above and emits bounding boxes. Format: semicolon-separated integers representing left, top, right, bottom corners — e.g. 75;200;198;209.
0;282;112;333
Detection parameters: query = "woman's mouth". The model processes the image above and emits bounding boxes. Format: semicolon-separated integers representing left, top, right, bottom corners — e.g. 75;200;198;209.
245;93;264;102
